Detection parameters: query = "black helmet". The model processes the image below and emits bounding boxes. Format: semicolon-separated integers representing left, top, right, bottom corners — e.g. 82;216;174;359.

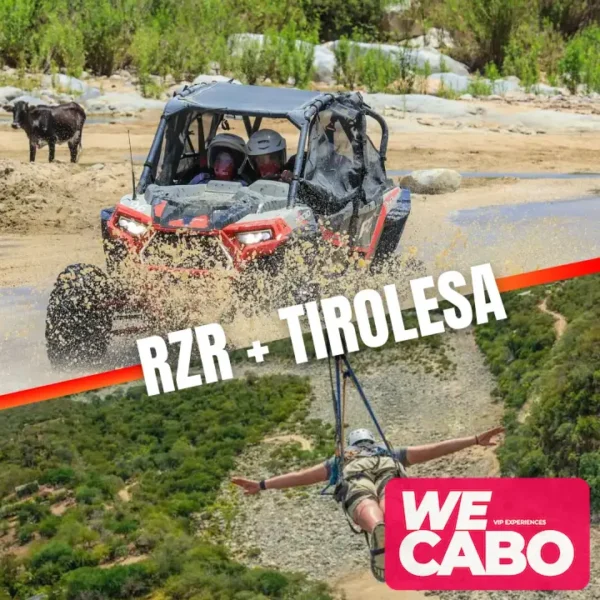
207;133;247;173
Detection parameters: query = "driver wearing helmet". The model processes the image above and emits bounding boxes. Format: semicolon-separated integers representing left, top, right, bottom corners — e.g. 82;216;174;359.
247;128;294;183
189;133;249;185
231;424;504;582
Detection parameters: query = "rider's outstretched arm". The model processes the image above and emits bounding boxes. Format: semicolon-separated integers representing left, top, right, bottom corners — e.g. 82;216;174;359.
264;464;329;489
406;426;504;465
232;464;329;495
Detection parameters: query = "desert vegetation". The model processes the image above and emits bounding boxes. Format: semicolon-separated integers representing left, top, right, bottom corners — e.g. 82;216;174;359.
475;274;600;512
0;374;334;599
0;0;599;93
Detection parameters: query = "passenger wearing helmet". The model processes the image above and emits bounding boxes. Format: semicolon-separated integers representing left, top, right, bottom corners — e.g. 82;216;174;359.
189;133;249;185
247;128;294;182
231;425;504;582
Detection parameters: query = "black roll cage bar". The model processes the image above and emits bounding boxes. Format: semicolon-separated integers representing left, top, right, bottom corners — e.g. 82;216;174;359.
137;92;390;209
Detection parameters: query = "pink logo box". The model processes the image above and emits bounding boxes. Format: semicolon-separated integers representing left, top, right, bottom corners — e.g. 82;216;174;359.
385;478;590;591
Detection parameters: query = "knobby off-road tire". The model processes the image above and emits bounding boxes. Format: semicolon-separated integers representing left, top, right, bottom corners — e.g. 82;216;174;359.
45;263;114;369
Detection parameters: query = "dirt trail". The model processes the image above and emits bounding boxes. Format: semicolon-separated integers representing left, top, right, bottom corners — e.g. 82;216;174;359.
518;297;568;423
333;571;440;600
538;296;568;338
263;434;313;450
117;481;138;503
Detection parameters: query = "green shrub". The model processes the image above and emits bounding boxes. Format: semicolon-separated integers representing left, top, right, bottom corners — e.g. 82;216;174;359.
30;540;95;585
484;62;501;82
236;38;264;85
234;24;316;88
15;481;39;498
17;501;49;525
560;25;600;93
360;49;400;93
467;77;492;96
302;0;395;41
437;81;460;99
75;486;100;505
35;13;85;76
17;523;36;545
440;0;539;71
42;466;76;487
334;41;418;93
333;37;363;89
64;563;156;599
579;452;600;512
78;0;137;75
39;515;60;538
503;20;542;88
0;0;38;66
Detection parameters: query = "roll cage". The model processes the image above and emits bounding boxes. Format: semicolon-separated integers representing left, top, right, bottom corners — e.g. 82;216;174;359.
136;82;390;209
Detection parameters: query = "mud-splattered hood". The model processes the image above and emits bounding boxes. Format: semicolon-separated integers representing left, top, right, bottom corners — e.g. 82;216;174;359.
127;180;293;231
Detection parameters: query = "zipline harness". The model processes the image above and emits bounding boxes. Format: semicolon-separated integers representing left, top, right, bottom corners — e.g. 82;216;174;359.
321;353;403;535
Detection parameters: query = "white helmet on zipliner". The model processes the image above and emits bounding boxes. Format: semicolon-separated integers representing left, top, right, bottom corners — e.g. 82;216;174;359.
247;129;287;178
347;428;376;447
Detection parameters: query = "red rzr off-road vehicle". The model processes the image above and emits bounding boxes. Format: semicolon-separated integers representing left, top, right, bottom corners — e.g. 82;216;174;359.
45;82;411;368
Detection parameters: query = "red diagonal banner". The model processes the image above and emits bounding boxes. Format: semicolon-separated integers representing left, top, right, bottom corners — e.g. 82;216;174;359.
1;257;599;411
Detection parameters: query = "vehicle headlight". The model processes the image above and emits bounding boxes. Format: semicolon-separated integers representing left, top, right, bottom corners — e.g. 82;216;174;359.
236;230;273;245
118;216;149;237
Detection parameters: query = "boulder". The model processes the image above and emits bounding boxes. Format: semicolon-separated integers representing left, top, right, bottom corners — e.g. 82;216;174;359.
325;40;469;76
404;28;455;50
313;45;336;84
7;94;50;106
428;73;470;92
83;92;165;114
400;169;462;194
79;87;102;102
41;74;88;93
364;93;485;119
381;2;423;39
492;77;523;95
531;83;564;96
0;86;24;103
229;33;468;83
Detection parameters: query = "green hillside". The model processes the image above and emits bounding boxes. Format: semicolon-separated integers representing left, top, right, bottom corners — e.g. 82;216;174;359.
0;374;333;599
475;274;600;511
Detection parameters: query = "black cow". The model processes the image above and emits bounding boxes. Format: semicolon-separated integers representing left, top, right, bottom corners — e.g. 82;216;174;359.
4;101;86;163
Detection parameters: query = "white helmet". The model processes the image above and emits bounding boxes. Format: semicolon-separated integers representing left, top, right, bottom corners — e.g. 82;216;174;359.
247;129;287;177
247;129;286;158
347;428;376;447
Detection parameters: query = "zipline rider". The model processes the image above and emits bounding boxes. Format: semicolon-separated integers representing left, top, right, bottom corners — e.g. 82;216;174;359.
232;425;504;582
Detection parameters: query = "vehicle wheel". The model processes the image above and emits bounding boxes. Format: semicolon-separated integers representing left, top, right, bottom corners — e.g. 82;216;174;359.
45;264;114;369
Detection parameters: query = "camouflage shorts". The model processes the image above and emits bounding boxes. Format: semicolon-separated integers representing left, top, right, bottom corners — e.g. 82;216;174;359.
341;455;404;521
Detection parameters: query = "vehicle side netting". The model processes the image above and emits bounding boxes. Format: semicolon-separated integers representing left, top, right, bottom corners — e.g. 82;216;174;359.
156;112;214;185
297;95;387;217
363;130;387;201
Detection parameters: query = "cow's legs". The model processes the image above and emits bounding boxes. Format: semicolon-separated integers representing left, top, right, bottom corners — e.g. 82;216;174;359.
48;139;56;163
29;142;37;163
68;130;82;163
